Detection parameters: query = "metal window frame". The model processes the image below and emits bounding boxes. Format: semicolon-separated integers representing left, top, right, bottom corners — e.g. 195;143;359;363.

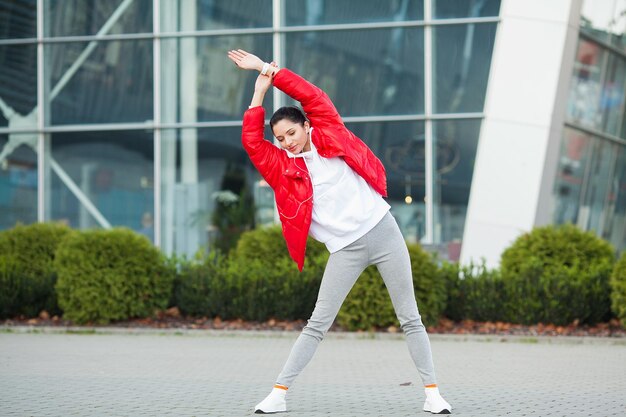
153;0;162;246
0;112;484;136
0;15;500;46
424;0;434;244
2;0;503;247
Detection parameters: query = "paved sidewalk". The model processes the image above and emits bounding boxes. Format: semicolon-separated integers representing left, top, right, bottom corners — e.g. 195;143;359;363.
1;329;625;416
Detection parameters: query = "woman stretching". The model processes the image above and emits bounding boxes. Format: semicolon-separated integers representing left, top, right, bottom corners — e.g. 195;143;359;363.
227;49;452;415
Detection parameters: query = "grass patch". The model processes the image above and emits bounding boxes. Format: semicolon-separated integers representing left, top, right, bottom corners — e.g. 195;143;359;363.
517;337;539;344
65;329;97;335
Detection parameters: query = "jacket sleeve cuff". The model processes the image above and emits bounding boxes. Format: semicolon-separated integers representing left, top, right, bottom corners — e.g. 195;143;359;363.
245;106;265;116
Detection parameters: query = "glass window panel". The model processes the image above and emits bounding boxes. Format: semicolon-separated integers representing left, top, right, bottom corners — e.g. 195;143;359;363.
0;134;38;229
161;0;272;32
566;39;606;132
433;0;501;19
161;35;272;123
581;137;614;233
47;130;154;239
0;0;37;39
580;0;626;51
622;98;626;139
160;127;269;257
432;119;481;254
286;28;424;116
346;121;426;244
0;43;37;128
552;128;593;225
285;0;423;26
600;53;626;137
433;23;497;114
606;144;626;251
46;40;153;125
45;0;152;37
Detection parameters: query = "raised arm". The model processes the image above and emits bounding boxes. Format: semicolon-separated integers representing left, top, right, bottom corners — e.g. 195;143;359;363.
272;69;344;129
228;49;283;189
228;49;343;129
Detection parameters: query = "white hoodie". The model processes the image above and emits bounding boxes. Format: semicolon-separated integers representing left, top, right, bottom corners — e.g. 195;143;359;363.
287;131;390;253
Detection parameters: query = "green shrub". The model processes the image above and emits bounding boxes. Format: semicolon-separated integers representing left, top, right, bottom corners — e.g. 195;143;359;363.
55;228;174;324
337;244;447;330
442;261;504;323
440;261;464;322
172;251;224;317
205;226;328;321
500;224;614;325
0;222;72;318
460;263;504;322
611;252;626;327
0;256;21;318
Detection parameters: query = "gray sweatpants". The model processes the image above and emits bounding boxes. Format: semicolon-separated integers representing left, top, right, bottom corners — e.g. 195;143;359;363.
276;211;437;387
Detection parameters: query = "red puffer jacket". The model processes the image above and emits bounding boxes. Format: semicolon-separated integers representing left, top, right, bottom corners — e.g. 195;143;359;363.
241;68;387;271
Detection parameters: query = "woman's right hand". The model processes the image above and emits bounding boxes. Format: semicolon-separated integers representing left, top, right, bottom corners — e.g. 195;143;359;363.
254;72;273;93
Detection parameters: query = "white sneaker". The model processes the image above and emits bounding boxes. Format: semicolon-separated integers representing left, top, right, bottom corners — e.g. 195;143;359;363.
254;386;287;414
423;386;451;414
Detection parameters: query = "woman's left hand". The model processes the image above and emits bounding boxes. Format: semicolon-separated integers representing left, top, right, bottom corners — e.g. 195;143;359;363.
227;49;265;72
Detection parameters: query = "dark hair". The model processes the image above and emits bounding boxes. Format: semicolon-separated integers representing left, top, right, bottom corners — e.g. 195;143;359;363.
270;106;307;129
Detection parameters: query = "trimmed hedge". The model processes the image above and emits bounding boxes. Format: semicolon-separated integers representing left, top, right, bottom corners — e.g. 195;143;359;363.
500;224;614;325
174;226;329;321
336;244;447;330
55;228;174;324
442;261;504;323
0;223;71;318
2;220;622;329
611;252;626;327
171;251;224;317
0;255;21;318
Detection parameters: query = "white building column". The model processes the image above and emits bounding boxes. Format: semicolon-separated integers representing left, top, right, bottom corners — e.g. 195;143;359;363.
460;0;582;268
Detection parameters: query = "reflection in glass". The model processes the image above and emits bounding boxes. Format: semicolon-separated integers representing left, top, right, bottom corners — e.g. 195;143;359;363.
433;23;497;114
0;134;38;229
554;128;626;250
0;44;37;128
160;128;269;257
48;131;154;240
285;0;423;26
553;128;592;225
580;0;626;50
567;40;604;131
432;119;480;252
583;138;614;234
46;0;152;37
46;40;153;125
600;53;626;137
161;0;272;32
286;28;424;116
346;121;426;244
0;0;37;39
433;0;501;19
567;36;626;138
606;145;626;249
161;35;272;124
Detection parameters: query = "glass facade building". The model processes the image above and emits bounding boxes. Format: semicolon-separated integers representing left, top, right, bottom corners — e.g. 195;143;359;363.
553;0;626;252
3;1;623;264
0;0;500;259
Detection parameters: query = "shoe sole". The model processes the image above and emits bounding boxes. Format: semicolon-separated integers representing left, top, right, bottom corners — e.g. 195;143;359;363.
424;409;451;414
